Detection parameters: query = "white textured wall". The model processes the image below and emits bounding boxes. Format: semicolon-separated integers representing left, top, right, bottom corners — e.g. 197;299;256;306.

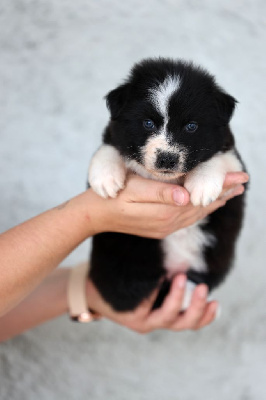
0;1;265;399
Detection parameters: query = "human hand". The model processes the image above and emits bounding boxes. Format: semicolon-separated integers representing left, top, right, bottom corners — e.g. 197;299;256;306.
89;171;249;238
86;274;218;333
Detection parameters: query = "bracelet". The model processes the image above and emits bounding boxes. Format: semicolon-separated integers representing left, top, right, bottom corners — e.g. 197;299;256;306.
67;262;101;323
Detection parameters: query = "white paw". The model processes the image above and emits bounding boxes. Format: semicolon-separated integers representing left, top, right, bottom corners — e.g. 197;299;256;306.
89;165;126;198
88;145;126;198
184;174;224;207
184;150;243;207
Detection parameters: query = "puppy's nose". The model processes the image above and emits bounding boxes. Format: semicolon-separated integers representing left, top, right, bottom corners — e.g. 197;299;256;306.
155;151;178;170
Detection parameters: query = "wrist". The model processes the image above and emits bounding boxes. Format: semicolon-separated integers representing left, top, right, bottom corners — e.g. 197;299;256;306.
85;276;112;317
67;263;102;322
46;268;71;314
85;277;101;312
78;189;111;235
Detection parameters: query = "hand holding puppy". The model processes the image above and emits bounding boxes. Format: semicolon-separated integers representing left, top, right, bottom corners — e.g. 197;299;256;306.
86;273;217;333
90;171;249;239
0;170;248;339
85;171;248;332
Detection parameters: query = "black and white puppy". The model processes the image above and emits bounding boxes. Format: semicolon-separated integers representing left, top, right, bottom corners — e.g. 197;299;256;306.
88;58;246;311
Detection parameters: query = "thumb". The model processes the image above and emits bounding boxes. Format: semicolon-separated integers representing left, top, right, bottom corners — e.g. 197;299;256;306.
126;175;190;206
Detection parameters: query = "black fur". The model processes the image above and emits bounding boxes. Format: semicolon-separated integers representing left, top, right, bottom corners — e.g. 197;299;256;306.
89;58;246;311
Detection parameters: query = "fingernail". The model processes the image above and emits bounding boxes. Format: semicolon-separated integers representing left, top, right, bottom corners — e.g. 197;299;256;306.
173;188;185;205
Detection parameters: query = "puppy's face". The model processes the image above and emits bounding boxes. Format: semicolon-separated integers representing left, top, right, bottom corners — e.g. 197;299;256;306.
106;59;236;180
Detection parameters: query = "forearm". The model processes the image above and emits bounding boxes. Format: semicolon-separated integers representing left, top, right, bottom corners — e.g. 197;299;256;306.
0;268;70;342
0;190;99;317
0;265;218;342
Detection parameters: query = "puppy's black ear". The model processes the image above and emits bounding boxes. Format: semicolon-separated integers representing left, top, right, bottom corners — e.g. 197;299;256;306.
215;89;237;125
105;83;130;120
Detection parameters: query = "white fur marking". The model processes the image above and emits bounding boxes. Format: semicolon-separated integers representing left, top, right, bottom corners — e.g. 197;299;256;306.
126;158;185;182
149;75;181;116
163;219;215;276
143;75;187;177
184;150;243;206
141;132;188;178
88;144;126;198
126;159;155;180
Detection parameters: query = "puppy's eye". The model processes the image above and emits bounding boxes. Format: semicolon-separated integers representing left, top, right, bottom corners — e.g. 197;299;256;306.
185;122;198;133
143;119;155;130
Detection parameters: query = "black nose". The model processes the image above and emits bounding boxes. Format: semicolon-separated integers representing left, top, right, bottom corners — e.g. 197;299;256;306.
155;151;178;170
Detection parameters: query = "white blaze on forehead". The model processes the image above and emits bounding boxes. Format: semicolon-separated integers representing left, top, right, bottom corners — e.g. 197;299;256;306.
148;75;181;116
142;74;186;177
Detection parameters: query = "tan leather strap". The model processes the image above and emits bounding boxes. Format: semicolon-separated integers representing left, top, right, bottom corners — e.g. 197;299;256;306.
67;262;99;322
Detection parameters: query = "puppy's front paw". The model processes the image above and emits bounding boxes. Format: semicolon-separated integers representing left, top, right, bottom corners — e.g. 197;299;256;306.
88;145;126;198
184;174;223;206
90;165;126;198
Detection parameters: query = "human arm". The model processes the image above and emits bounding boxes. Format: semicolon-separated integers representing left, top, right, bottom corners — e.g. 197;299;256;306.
0;171;248;340
0;267;216;342
0;172;248;317
0;174;197;317
0;268;70;341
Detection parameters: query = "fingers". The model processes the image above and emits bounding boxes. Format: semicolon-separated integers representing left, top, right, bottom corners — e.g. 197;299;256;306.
220;184;245;201
201;172;248;215
135;285;161;319
125;172;248;210
126;175;190;206
123;172;249;214
223;172;249;188
123;278;219;334
194;301;219;330
170;284;209;330
144;279;218;332
199;183;245;219
146;275;187;329
220;171;248;202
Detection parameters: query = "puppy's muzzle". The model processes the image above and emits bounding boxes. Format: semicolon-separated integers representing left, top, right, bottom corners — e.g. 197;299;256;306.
155;151;179;172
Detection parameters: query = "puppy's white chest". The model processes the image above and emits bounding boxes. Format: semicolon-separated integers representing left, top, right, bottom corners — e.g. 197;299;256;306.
162;220;215;277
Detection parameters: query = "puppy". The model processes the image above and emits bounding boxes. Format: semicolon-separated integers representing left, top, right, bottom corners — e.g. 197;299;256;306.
88;58;246;311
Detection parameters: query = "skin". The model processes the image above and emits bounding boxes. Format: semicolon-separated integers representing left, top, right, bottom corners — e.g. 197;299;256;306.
0;172;248;341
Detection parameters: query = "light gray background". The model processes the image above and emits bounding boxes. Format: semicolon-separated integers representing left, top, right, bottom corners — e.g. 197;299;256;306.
0;1;265;399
